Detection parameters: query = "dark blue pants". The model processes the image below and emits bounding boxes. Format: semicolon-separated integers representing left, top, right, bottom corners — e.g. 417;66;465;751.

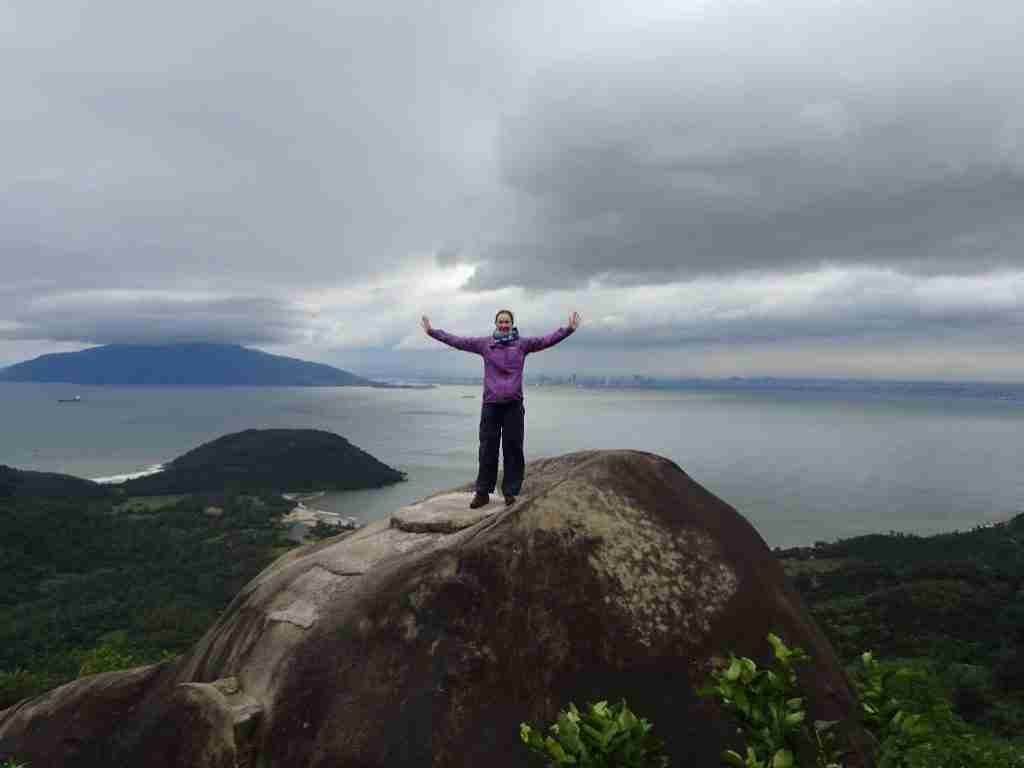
476;400;525;497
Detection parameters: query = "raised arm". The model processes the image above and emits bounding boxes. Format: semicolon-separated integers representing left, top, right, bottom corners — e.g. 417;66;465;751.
521;311;581;354
421;315;486;354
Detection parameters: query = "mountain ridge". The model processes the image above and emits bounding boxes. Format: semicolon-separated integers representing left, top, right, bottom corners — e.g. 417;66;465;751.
0;343;381;387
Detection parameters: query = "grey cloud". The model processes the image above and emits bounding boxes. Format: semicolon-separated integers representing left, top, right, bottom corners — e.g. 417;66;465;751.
3;295;312;346
4;0;1024;376
509;268;1024;349
0;0;514;296
466;1;1024;290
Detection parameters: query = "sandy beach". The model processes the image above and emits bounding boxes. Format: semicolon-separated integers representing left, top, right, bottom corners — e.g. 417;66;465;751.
281;492;360;530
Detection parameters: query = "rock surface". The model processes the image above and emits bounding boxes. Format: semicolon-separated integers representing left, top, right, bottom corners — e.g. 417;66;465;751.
391;491;501;532
0;450;873;767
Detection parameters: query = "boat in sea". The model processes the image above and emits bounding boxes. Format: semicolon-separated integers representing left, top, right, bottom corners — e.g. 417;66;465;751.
57;395;82;403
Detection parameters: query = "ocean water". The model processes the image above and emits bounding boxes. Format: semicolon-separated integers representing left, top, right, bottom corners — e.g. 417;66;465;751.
2;380;1022;548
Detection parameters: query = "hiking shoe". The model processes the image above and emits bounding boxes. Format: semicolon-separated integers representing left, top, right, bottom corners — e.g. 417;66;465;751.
469;492;489;509
504;495;516;507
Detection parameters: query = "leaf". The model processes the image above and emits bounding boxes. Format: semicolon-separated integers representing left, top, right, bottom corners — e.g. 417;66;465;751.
733;689;750;716
740;658;758;681
580;722;605;747
771;748;794;768
784;710;805;727
556;712;582;754
723;749;746;768
767;633;788;661
726;658;742;681
617;702;639;731
544;736;572;764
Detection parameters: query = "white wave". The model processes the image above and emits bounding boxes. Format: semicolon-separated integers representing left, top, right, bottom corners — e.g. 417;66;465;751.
91;463;165;484
282;490;326;502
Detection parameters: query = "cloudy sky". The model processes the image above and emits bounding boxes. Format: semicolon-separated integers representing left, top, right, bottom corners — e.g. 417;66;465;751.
3;0;1023;380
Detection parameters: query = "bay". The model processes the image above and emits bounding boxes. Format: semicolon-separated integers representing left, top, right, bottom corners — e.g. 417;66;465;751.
2;381;1022;548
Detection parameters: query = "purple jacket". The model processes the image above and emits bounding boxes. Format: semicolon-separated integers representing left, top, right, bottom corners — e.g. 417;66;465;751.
428;326;575;403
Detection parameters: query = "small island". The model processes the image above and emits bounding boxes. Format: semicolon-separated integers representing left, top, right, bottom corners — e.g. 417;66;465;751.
120;428;406;496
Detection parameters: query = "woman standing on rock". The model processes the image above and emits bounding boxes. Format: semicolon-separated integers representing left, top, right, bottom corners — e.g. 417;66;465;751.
421;310;581;509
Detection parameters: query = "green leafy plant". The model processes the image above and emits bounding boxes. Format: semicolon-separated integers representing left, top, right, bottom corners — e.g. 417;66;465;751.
854;651;908;735
850;653;1024;768
75;639;142;678
1;758;28;768
700;634;842;768
520;699;669;767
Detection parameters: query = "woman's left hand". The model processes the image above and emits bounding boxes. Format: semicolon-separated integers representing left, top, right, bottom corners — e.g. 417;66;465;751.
569;311;581;330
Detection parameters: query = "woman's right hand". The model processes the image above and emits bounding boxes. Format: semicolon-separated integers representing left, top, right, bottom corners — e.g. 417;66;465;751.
421;315;432;334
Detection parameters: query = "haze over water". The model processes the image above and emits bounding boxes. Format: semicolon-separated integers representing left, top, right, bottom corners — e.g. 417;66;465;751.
2;381;1022;548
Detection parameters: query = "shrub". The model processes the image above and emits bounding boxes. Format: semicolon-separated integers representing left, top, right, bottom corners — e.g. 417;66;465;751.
520;699;669;768
700;633;843;768
74;631;144;677
851;652;1024;768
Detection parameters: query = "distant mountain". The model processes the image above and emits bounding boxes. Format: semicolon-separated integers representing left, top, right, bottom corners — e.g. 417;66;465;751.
0;343;380;387
0;465;111;500
121;428;406;495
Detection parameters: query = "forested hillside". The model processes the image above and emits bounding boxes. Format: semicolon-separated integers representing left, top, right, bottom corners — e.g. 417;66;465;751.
0;489;298;708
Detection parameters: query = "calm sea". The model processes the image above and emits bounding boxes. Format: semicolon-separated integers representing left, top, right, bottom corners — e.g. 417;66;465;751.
2;380;1022;548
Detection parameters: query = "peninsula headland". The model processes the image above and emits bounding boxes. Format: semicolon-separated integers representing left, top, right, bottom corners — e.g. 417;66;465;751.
0;342;396;387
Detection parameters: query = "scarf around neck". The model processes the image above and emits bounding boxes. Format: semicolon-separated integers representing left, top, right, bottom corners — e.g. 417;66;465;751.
492;327;520;345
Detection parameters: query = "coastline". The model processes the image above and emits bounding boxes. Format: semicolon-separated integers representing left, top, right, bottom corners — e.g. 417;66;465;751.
281;491;361;534
91;463;166;485
86;467;364;535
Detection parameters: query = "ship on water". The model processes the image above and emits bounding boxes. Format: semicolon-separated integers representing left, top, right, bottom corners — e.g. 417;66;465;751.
57;395;82;403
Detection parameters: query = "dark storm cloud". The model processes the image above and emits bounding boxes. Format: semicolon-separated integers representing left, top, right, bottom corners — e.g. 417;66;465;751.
3;294;312;345
467;1;1024;289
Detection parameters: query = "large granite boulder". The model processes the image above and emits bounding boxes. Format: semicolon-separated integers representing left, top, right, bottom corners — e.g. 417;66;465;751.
0;450;872;767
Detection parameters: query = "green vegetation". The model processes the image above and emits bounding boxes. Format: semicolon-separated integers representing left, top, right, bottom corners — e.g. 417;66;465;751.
112;494;188;513
698;635;1024;767
1;758;27;768
121;428;406;495
521;699;669;767
0;487;298;709
0;465;111;500
700;634;842;768
779;514;1024;743
849;652;1024;767
1;428;400;711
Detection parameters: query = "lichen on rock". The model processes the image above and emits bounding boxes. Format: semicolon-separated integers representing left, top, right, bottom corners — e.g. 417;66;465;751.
524;478;738;649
